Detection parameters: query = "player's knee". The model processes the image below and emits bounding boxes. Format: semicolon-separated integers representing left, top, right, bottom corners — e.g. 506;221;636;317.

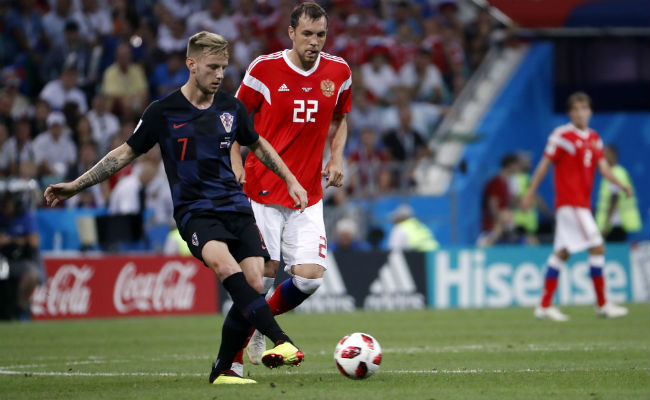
203;253;237;281
589;244;605;255
292;275;323;295
264;260;280;278
245;275;264;293
556;249;570;261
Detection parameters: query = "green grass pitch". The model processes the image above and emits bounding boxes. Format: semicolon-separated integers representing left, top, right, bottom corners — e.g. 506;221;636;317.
1;304;648;400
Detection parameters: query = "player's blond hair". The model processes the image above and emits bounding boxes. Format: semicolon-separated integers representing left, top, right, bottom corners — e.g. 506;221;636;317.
186;31;229;59
566;91;592;111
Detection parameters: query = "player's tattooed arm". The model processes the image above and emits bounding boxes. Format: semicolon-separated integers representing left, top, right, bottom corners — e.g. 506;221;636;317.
44;143;139;207
248;137;308;211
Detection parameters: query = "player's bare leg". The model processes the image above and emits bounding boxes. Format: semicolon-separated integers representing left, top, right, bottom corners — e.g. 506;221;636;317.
588;244;627;318
535;249;570;321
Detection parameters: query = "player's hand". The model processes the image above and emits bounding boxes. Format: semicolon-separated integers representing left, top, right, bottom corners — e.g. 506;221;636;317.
322;159;344;188
520;191;534;211
622;185;633;197
287;180;308;212
232;162;246;184
44;182;78;207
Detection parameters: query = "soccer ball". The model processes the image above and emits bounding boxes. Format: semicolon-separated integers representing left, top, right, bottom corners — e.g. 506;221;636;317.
334;332;382;379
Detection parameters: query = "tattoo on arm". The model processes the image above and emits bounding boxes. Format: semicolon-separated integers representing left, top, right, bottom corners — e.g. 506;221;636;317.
76;156;120;191
257;147;283;178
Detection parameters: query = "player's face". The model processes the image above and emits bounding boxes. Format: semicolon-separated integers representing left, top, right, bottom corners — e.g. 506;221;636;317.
289;15;327;67
189;52;228;95
569;101;592;129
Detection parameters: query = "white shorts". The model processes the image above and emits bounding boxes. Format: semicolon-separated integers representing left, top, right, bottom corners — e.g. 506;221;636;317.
250;199;327;272
554;206;604;253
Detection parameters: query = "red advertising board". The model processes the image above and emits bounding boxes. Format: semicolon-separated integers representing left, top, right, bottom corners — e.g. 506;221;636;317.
31;256;218;320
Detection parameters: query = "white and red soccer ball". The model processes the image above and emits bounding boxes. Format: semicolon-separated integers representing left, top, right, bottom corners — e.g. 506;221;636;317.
334;332;382;379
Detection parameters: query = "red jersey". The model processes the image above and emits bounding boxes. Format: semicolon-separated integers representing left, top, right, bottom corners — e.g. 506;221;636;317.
236;50;352;208
544;123;604;210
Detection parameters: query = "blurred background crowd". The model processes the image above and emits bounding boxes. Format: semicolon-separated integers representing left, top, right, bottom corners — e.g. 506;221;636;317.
0;0;506;252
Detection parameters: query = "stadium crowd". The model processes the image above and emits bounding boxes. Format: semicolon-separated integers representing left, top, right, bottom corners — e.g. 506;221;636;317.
0;0;502;250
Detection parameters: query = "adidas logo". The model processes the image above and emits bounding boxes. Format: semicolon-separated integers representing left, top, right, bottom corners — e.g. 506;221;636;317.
278;83;290;92
364;251;424;310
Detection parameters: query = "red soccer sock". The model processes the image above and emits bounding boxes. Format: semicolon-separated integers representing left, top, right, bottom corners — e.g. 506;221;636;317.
267;284;293;316
233;349;243;365
540;277;558;308
591;275;606;307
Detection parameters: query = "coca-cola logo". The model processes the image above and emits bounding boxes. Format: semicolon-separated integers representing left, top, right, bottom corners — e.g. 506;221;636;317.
113;261;197;313
31;264;93;316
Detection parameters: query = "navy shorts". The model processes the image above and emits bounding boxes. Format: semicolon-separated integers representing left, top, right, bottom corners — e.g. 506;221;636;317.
180;212;270;265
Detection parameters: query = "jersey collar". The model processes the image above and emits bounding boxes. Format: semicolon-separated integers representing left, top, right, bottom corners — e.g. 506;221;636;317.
569;123;590;139
282;49;321;76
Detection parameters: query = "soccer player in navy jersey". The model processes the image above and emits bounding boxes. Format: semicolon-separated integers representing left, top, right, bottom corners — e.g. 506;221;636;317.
44;31;307;385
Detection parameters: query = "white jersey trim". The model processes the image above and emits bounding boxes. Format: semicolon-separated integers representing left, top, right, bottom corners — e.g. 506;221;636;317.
282;49;322;76
241;73;272;106
336;75;352;106
547;124;576;155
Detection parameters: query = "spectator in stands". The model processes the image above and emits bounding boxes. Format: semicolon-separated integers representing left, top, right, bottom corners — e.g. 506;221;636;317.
187;0;238;41
360;46;398;105
161;0;201;20
156;14;189;56
108;158;157;216
40;20;93;87
39;66;88;113
64;141;106;208
388;204;438;252
382;105;431;163
0;123;8;176
478;154;519;247
333;14;368;67
465;8;495;71
72;115;93;146
42;0;74;48
388;23;419;71
399;48;445;104
232;23;262;76
348;127;388;194
31;99;50;138
596;145;642;242
0;187;45;320
33;112;76;180
72;0;113;46
1;118;35;177
86;94;120;154
384;1;421;37
101;42;148;118
1;67;30;119
150;51;189;100
5;0;48;65
329;218;369;252
347;81;379;136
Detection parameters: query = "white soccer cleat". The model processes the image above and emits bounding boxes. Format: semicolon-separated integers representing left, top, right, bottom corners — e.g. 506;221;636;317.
534;306;569;322
246;329;267;365
596;302;628;318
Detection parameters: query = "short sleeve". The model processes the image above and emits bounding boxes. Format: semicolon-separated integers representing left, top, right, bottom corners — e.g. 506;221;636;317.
544;133;566;163
334;71;352;115
234;99;259;146
593;135;604;161
236;65;267;114
126;101;161;154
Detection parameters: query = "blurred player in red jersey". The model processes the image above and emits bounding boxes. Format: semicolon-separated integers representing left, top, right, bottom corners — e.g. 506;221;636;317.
231;2;351;369
522;92;631;321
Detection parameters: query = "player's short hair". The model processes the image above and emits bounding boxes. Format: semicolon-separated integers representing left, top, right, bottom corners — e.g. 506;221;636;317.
500;153;519;169
290;2;328;29
186;31;229;59
566;91;592;111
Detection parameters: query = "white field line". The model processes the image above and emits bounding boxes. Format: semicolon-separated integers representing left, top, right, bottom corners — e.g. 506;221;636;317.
0;367;647;378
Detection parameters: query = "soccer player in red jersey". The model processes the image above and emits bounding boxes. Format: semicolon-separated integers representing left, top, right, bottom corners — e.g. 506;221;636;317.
522;92;631;321
231;2;351;368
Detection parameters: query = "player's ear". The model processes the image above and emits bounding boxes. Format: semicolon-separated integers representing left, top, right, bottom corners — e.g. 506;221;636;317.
288;26;295;41
186;57;196;73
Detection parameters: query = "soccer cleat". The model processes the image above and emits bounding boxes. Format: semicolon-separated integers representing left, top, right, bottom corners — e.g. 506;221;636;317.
246;329;267;365
596;302;628;318
534;306;569;322
209;368;256;385
261;341;304;369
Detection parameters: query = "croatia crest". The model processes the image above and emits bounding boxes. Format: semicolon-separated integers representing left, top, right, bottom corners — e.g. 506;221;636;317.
220;112;234;133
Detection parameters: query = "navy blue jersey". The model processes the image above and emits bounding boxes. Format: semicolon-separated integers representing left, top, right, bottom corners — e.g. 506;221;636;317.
127;89;259;230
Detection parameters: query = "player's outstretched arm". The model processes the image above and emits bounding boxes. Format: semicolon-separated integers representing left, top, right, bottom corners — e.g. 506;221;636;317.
44;143;139;207
521;157;551;211
248;137;308;211
322;114;347;188
598;158;632;196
